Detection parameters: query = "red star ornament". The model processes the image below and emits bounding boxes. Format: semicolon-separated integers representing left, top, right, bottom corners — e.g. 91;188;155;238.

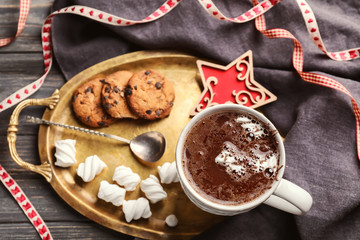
190;50;277;116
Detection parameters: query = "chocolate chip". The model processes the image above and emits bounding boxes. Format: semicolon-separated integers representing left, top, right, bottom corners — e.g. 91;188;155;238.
114;100;118;105
97;121;106;127
146;109;152;115
103;96;109;100
100;79;106;83
147;81;151;84
113;87;120;93
155;110;162;116
155;82;162;89
104;86;110;93
134;85;137;90
145;70;150;75
104;103;112;110
85;87;93;93
124;87;132;96
80;101;84;105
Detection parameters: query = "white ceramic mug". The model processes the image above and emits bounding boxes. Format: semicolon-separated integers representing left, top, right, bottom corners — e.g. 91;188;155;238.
175;104;313;216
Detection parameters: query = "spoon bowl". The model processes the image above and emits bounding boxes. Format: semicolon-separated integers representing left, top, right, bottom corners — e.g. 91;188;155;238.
130;131;166;165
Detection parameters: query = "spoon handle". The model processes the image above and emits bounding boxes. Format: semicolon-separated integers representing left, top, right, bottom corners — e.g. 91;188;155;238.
25;116;131;144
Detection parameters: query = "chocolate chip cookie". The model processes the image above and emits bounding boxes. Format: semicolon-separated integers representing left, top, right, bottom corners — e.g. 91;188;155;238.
101;70;138;119
72;77;117;127
125;70;175;120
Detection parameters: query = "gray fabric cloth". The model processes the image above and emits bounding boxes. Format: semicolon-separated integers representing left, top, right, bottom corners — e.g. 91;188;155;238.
51;0;360;239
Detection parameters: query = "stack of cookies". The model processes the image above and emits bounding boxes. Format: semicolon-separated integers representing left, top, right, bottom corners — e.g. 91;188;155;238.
72;69;175;128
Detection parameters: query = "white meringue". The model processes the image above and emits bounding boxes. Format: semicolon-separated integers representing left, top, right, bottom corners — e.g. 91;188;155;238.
165;214;178;227
76;155;106;182
140;175;167;204
54;139;77;167
97;180;126;207
122;197;152;223
112;165;141;191
157;161;179;184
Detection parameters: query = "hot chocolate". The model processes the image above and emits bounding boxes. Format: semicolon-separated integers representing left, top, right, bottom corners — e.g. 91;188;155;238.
182;111;281;205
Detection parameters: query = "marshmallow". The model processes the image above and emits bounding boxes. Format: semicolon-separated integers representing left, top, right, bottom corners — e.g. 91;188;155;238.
157;161;179;184
112;165;141;191
165;214;178;227
140;175;167;204
122;197;152;223
54;139;77;167
97;180;126;207
76;155;106;182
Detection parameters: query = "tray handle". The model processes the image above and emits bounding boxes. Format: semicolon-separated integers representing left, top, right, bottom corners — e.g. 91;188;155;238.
7;90;60;182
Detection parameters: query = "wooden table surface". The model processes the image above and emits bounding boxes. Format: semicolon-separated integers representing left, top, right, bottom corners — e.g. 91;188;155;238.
0;1;136;239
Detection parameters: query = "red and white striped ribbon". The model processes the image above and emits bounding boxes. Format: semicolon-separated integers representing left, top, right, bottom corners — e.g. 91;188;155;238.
2;0;359;113
197;0;281;22
0;0;280;113
295;0;360;61
0;165;52;240
0;0;182;112
197;0;360;158
198;0;360;160
253;1;360;160
0;0;30;47
1;0;360;238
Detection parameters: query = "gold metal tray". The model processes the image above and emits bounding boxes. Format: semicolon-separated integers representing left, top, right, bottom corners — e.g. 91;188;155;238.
8;51;224;239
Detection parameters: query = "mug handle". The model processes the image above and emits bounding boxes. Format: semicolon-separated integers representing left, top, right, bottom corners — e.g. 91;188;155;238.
263;179;313;215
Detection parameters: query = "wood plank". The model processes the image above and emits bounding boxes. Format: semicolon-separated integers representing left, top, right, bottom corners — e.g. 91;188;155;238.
0;222;134;240
1;1;134;239
0;0;54;52
0;135;47;178
0;52;67;135
0;179;85;222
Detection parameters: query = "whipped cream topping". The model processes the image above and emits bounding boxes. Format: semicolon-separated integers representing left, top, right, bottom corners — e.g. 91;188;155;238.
215;142;278;180
76;155;106;182
165;214;178;227
215;114;279;181
54;139;77;167
97;180;126;207
112;165;140;191
235;115;266;138
140;175;167;204
157;161;179;184
122;197;152;223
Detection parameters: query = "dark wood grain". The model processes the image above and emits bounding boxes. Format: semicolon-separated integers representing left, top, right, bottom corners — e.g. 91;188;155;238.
0;1;135;239
0;0;53;52
0;223;134;240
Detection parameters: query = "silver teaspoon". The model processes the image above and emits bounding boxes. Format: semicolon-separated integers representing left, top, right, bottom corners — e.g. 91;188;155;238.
26;116;166;165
